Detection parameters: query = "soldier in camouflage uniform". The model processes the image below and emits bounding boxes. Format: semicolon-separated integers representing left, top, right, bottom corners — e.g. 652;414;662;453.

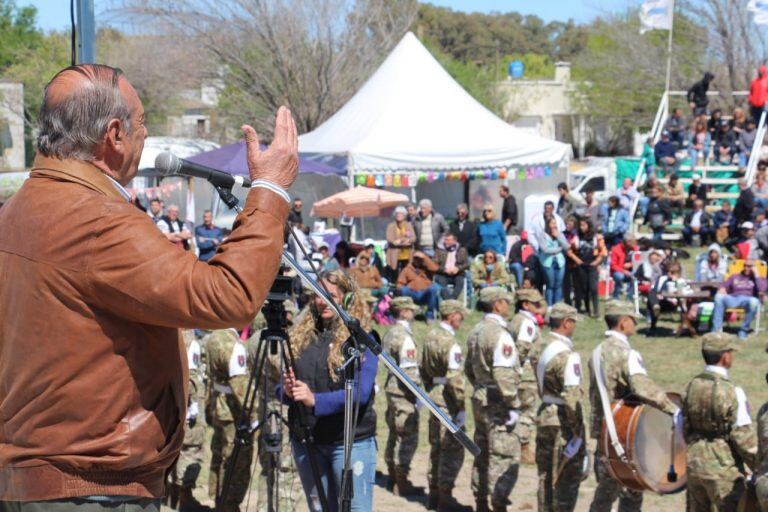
249;301;303;512
509;288;547;465
756;400;768;511
466;286;522;512
206;328;254;512
383;296;423;496
588;300;678;512
682;332;757;511
420;299;469;511
535;303;586;512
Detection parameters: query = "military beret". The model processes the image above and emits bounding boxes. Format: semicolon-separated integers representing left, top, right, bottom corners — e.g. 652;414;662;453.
516;288;544;304
439;299;469;318
604;299;643;320
548;302;583;321
701;332;742;352
478;286;514;305
390;296;419;310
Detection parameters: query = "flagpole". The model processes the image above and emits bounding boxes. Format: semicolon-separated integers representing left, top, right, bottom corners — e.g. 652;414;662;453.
664;0;675;96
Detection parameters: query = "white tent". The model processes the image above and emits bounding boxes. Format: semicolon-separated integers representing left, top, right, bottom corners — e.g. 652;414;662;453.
299;32;571;173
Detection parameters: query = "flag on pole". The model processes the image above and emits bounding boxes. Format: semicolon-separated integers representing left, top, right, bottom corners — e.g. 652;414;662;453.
639;0;673;34
748;0;768;25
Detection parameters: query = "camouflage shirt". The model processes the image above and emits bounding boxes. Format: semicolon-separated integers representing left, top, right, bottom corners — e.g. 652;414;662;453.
757;401;768;477
588;330;676;438
464;320;485;388
509;310;543;377
467;313;521;412
682;366;757;480
183;329;205;414
382;320;422;400
206;328;251;423
535;332;584;434
420;321;465;416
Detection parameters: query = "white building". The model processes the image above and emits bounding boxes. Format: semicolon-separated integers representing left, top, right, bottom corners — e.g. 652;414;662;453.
0;82;25;171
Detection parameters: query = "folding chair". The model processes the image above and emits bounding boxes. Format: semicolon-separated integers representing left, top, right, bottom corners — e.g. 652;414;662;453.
722;259;767;332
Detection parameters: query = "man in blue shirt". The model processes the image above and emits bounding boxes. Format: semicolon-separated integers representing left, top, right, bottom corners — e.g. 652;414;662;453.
195;209;223;261
654;130;678;175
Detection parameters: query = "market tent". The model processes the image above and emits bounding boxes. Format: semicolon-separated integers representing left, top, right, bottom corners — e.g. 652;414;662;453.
299;31;571;173
311;186;409;218
187;140;344;176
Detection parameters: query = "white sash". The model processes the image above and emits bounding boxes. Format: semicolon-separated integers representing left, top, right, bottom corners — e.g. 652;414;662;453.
536;340;570;393
592;344;626;461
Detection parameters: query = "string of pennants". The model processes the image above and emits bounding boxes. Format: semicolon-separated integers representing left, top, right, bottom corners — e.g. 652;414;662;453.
126;181;184;199
353;165;553;187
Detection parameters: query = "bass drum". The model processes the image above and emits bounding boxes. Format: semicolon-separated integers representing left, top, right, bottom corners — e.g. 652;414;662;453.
600;393;686;494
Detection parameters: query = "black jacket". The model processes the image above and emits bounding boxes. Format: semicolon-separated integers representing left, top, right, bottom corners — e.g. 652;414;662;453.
687;183;708;204
734;189;756;224
449;219;479;255
683;210;713;229
644;198;672;227
687;73;714;108
502;195;518;230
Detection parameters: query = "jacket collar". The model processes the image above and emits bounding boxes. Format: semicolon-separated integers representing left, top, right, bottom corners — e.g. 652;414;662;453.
30;154;127;201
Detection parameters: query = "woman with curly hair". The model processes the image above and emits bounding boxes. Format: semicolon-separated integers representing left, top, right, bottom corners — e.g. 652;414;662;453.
280;270;379;511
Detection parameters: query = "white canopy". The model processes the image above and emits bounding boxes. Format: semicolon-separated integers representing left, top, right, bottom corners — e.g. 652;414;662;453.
299;32;571;172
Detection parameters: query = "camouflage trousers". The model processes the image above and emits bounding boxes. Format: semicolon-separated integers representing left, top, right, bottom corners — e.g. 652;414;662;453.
686;475;744;512
588;451;642;512
473;405;521;509
171;416;206;488
256;435;303;511
471;395;489;502
385;394;419;476
756;474;768;511
517;379;538;446
209;420;255;507
427;412;465;491
535;426;584;512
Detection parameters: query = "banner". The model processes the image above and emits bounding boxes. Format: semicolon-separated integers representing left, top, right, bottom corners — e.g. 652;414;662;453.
639;0;673;34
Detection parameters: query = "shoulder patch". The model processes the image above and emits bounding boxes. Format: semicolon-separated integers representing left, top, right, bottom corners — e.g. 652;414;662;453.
399;336;418;369
517;318;537;343
187;339;201;370
228;342;248;377
734;386;752;427
448;343;463;371
564;352;582;386
493;331;518;368
627;349;648;376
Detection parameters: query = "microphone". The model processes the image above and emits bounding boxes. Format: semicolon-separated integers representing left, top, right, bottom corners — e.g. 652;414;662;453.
154;152;252;189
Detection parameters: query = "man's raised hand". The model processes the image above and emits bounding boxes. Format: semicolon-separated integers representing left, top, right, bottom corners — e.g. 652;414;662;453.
241;105;298;190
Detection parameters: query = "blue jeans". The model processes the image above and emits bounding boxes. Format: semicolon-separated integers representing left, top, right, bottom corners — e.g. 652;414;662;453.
292;437;377;512
712;294;760;333
510;262;525;287
612;272;634;299
399;284;440;319
638;196;650;217
543;260;564;304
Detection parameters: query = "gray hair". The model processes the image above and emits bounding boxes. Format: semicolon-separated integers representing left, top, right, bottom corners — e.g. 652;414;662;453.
37;65;132;161
393;206;407;217
419;198;432;208
457;202;469;212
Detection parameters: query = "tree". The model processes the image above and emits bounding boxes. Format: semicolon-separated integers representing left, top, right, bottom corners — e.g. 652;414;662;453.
0;0;42;72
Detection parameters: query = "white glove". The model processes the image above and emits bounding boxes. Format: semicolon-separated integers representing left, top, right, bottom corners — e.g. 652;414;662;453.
186;401;199;421
250;419;260;432
415;399;424;410
673;408;683;429
563;436;583;459
453;411;466;428
505;410;519;426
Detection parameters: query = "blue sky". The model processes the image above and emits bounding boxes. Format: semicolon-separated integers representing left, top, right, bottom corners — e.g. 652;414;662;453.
22;0;634;31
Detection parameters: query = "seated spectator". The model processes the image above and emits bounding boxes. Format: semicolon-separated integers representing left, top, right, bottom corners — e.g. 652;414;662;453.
638;176;658;218
688;121;711;168
508;231;536;287
538;217;570;304
363;238;385;276
712;258;767;339
450;203;479;256
664;107;687;147
714;199;735;244
610;237;636;300
569;218;607;318
654;131;678;175
707;109;723;137
752;172;768;209
601;196;629;248
471;249;511;291
731;107;747;138
732;221;762;260
687;173;708;207
697;243;727;282
324;240;351;272
641;137;655;178
617;178;639;211
421;232;469;300
733;179;756;237
396;252;441;321
385;206;416;282
477;203;507;256
195;209;223;262
635;249;664;296
647;261;697;336
738;117;758;169
664;173;685;213
157;204;191;251
682;199;713;246
644;186;672;240
349;251;387;298
714;120;737;164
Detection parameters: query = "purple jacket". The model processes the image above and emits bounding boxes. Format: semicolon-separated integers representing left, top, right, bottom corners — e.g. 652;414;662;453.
724;273;768;297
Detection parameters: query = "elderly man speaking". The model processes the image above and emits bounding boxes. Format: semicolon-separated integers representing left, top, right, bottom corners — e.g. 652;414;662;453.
0;65;297;510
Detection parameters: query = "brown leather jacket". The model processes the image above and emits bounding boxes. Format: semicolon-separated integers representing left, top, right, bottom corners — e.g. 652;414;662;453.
0;156;288;501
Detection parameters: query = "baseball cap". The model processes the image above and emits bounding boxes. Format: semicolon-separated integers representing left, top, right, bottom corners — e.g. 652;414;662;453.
363;238;375;247
741;221;755;230
390;296;419;311
318;242;329;250
661;130;670;137
439;299;470;318
548;302;583;321
478;286;514;305
692;173;701;180
604;299;643;320
701;332;742;352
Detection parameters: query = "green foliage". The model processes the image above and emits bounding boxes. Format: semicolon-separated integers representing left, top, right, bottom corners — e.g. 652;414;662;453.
498;53;554;80
0;0;43;72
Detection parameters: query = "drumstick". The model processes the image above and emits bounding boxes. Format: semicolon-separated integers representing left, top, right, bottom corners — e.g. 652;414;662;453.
553;455;570;486
667;415;678;483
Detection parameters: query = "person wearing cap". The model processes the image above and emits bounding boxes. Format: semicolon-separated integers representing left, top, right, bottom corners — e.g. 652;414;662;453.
465;286;520;512
712;258;767;339
420;300;469;510
588;300;678;512
363;238;386;276
683;199;713;246
733;221;761;260
508;287;547;466
535;303;586;512
688;173;709;208
382;295;423;496
715;119;737;165
654;130;678;175
682;332;757;511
